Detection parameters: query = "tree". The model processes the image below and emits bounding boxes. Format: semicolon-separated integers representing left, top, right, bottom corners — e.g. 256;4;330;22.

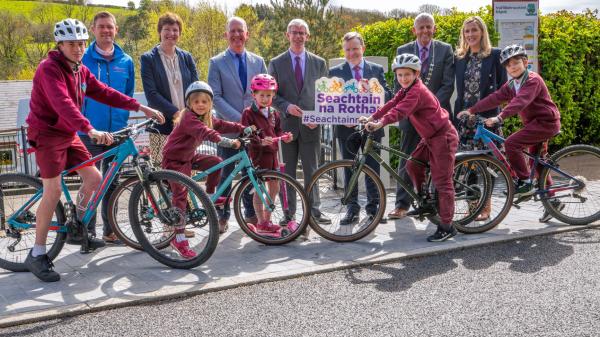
127;1;136;10
0;12;30;79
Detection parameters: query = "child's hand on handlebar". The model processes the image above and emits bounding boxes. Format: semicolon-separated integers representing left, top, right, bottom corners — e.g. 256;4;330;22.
365;121;383;132
358;116;372;124
261;137;274;146
456;110;472;119
484;117;501;127
282;132;293;143
139;105;165;124
232;139;241;149
88;129;113;145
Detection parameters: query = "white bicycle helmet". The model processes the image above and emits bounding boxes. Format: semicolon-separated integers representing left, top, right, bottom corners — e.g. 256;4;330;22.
185;81;214;101
392;53;421;72
54;18;89;42
500;44;527;65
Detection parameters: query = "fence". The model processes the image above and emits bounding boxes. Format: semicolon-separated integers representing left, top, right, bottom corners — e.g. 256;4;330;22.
0;121;336;178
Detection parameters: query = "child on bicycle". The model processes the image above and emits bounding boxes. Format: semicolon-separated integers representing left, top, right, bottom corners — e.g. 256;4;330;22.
361;53;459;242
161;81;252;257
241;74;293;236
457;44;562;221
24;18;164;282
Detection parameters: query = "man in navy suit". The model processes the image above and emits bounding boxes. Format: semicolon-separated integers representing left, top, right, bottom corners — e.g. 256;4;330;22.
328;32;391;225
208;16;267;232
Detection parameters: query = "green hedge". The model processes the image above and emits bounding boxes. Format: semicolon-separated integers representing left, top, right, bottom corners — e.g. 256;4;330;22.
356;7;600;167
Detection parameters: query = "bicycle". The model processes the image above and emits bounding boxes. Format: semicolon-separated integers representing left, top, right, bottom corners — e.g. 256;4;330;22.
0;119;220;271
110;130;310;247
455;115;600;230
305;124;492;242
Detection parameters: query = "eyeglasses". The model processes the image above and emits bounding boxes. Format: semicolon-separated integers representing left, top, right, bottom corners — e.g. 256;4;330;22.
289;31;307;36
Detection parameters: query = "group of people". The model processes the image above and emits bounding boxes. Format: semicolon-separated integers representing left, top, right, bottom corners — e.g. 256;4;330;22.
22;10;562;282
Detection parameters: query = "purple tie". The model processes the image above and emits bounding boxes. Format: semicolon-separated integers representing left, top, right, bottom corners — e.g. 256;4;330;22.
420;46;429;75
294;56;303;93
353;65;361;81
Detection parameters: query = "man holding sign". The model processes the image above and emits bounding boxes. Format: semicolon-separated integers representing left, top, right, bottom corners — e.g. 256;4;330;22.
328;32;392;225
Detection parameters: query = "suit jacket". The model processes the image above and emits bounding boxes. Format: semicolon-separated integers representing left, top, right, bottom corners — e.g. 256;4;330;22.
454;48;507;120
208;49;267;133
328;60;392;140
395;40;455;129
268;50;328;141
140;45;199;135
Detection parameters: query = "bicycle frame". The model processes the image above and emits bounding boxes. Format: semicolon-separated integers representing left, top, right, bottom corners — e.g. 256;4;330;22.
342;132;426;205
190;145;275;210
473;122;583;196
8;129;153;232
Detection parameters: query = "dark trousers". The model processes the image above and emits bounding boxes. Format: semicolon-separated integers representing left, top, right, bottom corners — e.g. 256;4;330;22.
79;135;118;237
338;132;381;215
217;146;254;220
395;123;421;210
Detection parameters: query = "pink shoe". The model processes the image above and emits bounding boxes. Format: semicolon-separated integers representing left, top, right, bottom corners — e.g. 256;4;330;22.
256;221;282;234
170;238;197;259
285;220;299;233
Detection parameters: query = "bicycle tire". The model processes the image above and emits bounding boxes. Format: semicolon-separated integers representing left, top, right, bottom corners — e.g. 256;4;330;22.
129;170;219;269
233;170;310;245
0;173;66;272
432;155;514;233
306;160;386;242
540;144;600;225
107;176;172;251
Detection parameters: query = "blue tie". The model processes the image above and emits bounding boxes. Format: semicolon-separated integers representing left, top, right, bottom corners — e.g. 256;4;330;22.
236;53;247;93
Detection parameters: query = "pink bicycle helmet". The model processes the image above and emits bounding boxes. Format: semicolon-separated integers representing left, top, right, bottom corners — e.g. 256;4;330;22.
250;74;278;92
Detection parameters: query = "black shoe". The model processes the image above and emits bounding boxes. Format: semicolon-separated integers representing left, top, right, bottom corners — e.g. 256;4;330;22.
279;214;294;226
539;199;565;223
406;205;436;217
314;215;332;225
24;251;60;282
340;211;359;226
515;180;535;199
427;225;457;242
80;235;106;254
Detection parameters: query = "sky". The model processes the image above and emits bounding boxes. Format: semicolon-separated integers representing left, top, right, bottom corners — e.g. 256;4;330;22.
89;0;598;14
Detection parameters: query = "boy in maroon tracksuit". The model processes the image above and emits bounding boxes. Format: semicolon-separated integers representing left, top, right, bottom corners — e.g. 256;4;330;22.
241;74;292;235
457;44;562;222
162;81;249;258
24;19;164;282
362;54;459;242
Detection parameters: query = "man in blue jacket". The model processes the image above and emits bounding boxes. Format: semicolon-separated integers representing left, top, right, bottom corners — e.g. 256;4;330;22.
80;11;135;244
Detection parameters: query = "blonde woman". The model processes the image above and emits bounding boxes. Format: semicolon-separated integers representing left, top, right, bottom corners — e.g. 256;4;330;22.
454;16;507;220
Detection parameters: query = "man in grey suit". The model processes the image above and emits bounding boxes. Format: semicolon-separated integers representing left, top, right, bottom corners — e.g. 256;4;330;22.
328;32;391;226
389;13;455;220
268;18;331;225
208;16;267;232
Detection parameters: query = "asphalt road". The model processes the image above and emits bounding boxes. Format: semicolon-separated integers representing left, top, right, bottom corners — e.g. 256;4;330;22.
3;228;600;337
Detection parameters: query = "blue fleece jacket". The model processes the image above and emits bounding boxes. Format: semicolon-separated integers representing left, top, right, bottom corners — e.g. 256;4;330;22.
81;41;135;133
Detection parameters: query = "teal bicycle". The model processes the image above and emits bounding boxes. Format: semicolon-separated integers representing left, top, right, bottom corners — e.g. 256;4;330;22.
111;130;310;247
0;120;220;270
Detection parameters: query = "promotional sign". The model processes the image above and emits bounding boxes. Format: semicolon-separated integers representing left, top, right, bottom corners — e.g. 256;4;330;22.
493;0;539;72
303;77;385;125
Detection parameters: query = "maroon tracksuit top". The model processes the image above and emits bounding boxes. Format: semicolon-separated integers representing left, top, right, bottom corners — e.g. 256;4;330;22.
240;104;283;170
469;71;561;180
372;79;458;225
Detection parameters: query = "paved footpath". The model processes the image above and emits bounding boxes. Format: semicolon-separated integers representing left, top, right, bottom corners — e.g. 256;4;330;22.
1;194;598;327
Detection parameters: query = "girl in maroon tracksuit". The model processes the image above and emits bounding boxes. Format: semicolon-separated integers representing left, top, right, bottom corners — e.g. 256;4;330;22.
459;45;561;206
362;54;459;242
161;81;247;258
240;74;292;235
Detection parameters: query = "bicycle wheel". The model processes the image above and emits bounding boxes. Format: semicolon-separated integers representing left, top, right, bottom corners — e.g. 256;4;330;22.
129;170;219;269
233;170;310;245
0;173;66;272
539;144;600;225
306;160;385;242
439;155;514;233
108;176;173;250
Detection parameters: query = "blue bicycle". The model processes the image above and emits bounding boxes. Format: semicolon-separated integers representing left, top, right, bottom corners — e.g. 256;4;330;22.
0;120;220;270
455;115;600;232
